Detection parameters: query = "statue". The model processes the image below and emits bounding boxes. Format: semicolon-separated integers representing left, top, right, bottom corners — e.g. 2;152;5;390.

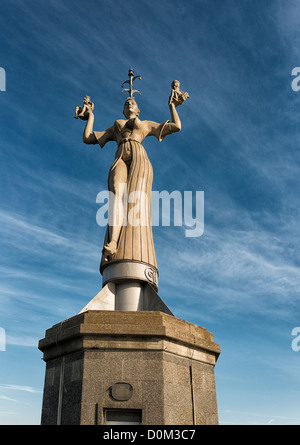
74;95;94;120
168;80;189;107
75;69;188;293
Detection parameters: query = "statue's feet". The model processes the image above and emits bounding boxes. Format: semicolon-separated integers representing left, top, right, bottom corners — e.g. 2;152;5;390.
102;240;117;259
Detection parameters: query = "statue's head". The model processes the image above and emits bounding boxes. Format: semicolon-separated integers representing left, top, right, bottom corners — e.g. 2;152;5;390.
123;97;140;119
171;80;180;90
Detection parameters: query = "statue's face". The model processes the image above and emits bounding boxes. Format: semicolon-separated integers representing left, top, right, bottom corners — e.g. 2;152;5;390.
123;98;139;118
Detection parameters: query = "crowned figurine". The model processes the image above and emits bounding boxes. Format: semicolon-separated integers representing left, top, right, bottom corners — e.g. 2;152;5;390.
168;80;189;107
74;95;94;120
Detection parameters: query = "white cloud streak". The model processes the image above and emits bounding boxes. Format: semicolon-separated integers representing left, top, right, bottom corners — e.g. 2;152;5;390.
0;385;41;394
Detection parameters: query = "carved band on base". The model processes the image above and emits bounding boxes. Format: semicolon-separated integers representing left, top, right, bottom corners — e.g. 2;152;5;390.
101;260;158;291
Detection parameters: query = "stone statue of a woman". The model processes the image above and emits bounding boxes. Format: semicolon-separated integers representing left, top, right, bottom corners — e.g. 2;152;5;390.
76;73;188;292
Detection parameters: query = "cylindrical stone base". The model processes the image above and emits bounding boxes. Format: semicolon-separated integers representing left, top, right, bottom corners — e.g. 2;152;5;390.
115;282;143;311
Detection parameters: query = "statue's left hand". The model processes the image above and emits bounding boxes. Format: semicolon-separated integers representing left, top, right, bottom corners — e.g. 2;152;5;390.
169;91;189;108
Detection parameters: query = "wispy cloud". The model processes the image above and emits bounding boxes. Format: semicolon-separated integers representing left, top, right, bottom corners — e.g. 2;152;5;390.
5;336;38;348
220;409;300;425
155;214;300;320
0;209;100;266
0;396;18;403
0;385;41;394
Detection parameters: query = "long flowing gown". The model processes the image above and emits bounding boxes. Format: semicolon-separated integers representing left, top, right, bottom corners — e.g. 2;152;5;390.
95;118;168;276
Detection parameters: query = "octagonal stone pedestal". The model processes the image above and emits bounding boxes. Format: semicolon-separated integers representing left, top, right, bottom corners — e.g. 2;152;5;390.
38;311;220;425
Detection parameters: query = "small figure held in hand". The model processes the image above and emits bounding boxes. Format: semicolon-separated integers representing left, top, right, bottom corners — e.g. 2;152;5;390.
74;95;94;120
168;80;189;107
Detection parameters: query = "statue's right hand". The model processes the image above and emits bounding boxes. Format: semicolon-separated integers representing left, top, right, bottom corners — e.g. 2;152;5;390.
78;102;94;120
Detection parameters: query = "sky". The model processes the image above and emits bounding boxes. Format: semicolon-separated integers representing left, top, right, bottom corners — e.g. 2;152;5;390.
0;0;300;425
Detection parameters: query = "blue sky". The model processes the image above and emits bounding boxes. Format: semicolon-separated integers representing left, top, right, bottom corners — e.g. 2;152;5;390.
0;0;300;425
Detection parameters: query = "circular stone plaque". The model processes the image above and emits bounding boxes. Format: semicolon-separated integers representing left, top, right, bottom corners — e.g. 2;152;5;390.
111;382;133;401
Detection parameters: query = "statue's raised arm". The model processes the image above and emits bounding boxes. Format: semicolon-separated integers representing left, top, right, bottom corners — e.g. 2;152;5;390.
146;79;189;141
75;95;114;146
